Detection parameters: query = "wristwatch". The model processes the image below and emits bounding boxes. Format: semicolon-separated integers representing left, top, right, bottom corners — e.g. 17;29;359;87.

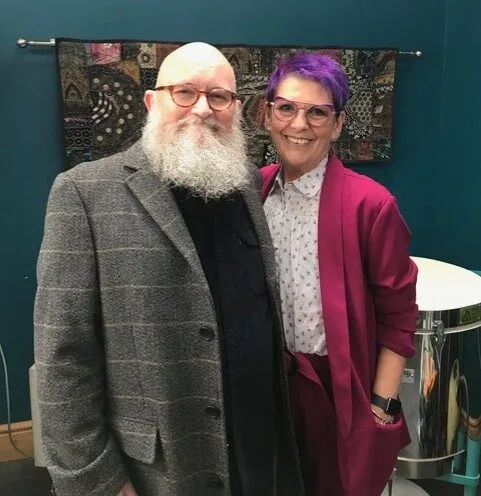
371;393;401;416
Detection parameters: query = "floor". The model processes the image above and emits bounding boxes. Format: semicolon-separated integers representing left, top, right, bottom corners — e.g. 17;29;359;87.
0;459;52;496
0;458;473;496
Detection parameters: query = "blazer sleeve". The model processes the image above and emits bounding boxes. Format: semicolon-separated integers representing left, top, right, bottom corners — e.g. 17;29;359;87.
34;174;128;495
365;196;418;357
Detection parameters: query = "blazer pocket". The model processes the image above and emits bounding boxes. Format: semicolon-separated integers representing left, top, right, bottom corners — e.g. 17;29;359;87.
344;420;403;496
237;222;259;247
236;223;267;296
110;416;158;465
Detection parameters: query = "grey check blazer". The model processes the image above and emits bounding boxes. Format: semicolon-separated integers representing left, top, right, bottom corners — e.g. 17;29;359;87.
34;142;302;496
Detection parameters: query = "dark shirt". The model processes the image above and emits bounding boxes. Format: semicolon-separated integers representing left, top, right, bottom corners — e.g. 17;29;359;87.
172;187;276;496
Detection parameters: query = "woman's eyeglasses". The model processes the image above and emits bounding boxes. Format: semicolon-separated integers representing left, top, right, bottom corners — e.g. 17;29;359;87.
269;97;337;127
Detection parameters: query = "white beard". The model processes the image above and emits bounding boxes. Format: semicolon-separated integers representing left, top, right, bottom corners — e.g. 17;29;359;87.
141;108;252;199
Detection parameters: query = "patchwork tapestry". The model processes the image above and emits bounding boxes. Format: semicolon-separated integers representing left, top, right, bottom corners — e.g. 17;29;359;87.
56;38;398;169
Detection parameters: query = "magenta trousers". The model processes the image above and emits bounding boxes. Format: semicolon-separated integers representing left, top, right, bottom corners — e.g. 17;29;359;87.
285;351;345;496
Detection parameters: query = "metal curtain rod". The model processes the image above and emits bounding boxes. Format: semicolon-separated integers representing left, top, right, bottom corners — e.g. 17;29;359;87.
399;50;422;57
16;38;423;57
17;38;55;48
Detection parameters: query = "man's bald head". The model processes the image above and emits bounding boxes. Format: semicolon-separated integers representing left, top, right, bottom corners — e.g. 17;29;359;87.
156;42;236;92
141;43;249;198
144;41;239;130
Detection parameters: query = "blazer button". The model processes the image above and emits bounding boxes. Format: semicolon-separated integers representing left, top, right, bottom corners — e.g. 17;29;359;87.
205;405;221;418
206;474;224;489
199;327;214;341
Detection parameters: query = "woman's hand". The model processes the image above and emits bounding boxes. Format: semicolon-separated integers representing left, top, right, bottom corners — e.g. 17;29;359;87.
371;404;394;425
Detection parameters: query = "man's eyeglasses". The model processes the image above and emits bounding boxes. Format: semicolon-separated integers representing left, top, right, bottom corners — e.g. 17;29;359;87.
269;97;337;127
154;84;237;111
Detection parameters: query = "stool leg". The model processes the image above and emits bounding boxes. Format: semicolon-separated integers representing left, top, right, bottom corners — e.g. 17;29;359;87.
463;437;480;496
453;427;467;473
388;478;393;496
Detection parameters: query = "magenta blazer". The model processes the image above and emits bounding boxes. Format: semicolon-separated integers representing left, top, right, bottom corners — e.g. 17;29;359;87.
261;154;418;496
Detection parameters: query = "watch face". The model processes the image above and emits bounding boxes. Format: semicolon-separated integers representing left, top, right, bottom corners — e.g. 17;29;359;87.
386;398;401;416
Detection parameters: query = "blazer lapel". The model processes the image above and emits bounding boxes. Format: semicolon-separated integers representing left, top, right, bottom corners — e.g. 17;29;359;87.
319;154;353;436
122;144;204;276
260;164;281;201
242;175;279;300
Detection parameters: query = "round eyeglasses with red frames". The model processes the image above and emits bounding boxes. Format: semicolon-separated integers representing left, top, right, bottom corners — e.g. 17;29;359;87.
154;84;237;111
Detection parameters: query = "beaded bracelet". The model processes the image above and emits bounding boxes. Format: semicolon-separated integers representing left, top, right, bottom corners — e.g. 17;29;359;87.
372;409;394;425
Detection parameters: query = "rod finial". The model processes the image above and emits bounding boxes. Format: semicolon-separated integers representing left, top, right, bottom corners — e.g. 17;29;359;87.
17;38;28;48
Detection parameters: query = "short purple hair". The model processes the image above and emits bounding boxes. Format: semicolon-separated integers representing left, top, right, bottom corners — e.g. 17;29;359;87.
266;52;350;112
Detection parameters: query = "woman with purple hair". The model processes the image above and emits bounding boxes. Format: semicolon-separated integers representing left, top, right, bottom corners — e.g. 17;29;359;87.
260;52;418;496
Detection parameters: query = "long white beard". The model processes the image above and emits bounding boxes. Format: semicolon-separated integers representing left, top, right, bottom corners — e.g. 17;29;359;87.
141;109;252;199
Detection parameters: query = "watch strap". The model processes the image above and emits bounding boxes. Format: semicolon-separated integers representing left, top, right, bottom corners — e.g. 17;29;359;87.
371;393;401;416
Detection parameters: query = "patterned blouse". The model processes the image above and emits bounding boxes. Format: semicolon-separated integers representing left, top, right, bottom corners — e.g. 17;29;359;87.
264;158;328;355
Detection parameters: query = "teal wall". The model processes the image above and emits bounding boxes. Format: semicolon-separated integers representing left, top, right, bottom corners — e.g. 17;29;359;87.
0;0;477;423
438;0;481;268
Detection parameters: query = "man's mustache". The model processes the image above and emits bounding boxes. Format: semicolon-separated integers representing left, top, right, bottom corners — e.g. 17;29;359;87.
174;115;223;133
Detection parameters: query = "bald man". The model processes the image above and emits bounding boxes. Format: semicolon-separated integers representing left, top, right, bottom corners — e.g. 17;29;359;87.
34;42;304;496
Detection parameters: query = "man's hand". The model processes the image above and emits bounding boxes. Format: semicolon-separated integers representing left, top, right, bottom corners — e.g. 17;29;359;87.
117;482;138;496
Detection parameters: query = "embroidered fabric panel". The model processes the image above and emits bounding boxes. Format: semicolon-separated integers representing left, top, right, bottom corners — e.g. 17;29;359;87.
56;40;398;169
